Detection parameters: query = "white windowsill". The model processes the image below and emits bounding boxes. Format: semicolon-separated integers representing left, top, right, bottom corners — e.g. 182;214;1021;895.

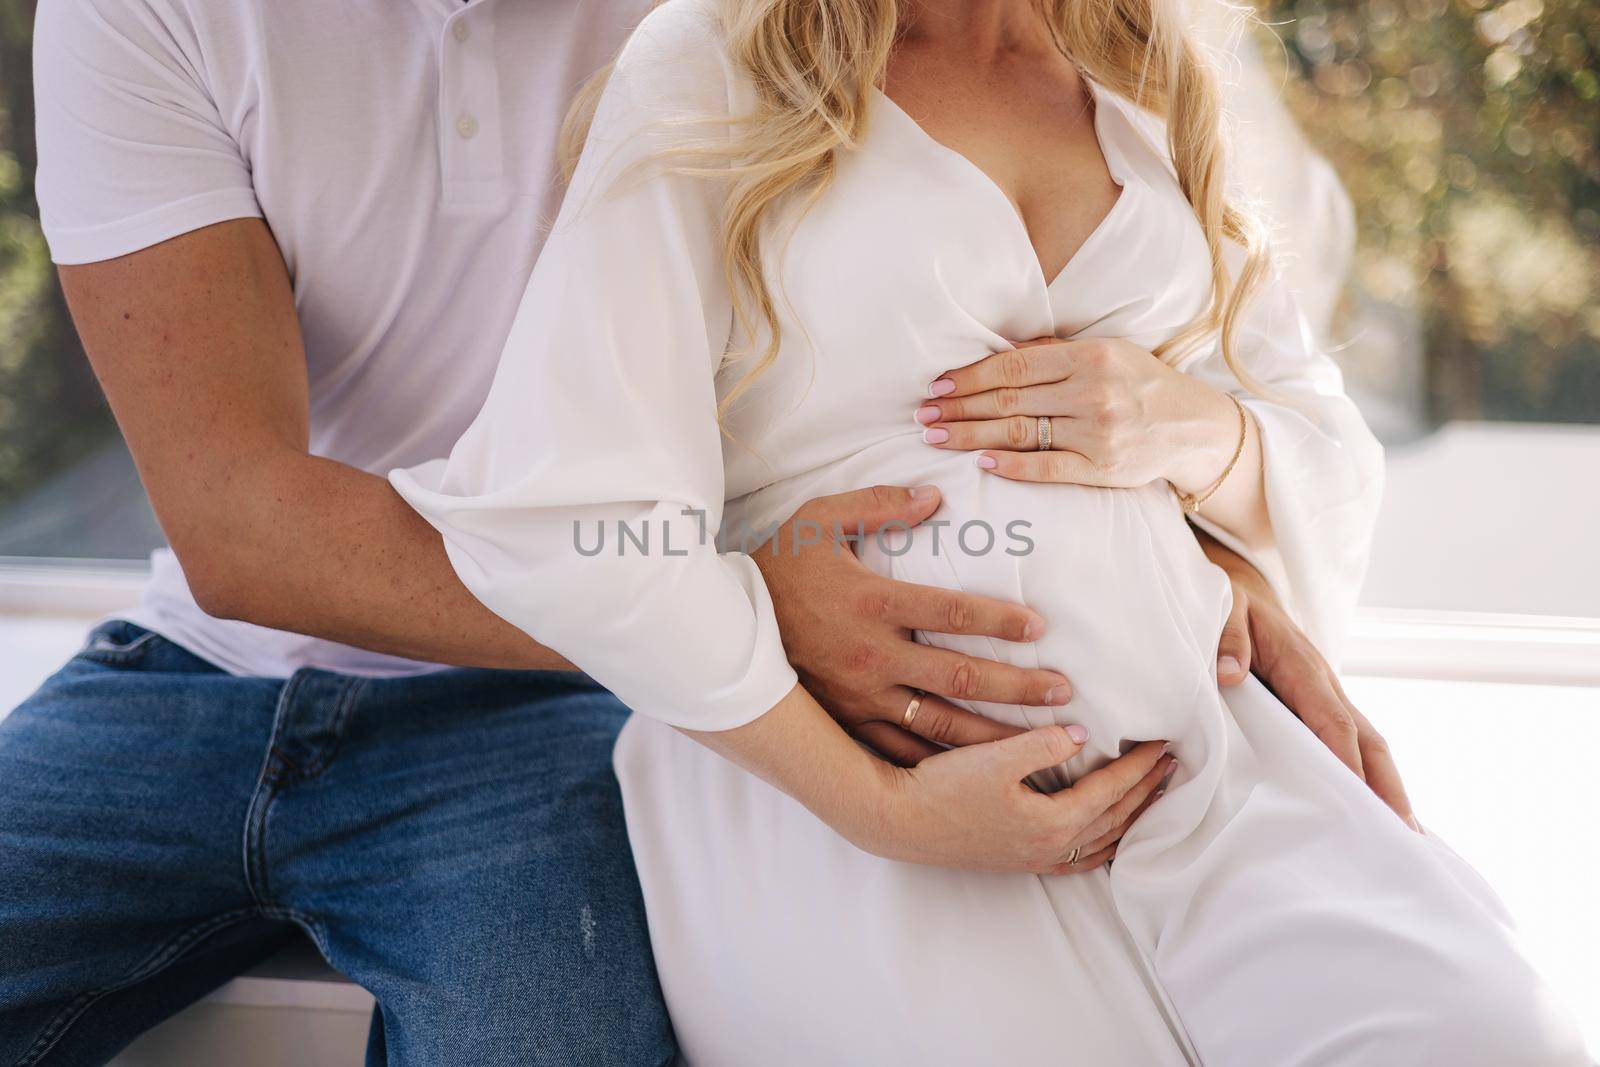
0;557;149;618
1345;608;1600;688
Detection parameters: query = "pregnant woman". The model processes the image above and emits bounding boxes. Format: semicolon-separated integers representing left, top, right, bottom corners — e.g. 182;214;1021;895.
394;0;1589;1062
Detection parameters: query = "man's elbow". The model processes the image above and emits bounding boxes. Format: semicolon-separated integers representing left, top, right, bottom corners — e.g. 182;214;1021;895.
161;461;303;626
176;539;262;624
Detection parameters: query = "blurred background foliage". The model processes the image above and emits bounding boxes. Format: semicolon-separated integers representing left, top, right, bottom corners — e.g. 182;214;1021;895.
0;0;1595;515
1254;0;1599;424
0;0;111;513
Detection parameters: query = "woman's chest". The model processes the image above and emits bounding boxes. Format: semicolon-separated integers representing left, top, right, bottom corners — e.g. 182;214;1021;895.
882;60;1123;285
719;90;1216;477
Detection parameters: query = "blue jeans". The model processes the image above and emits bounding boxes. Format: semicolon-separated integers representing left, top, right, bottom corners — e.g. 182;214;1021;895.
0;622;676;1066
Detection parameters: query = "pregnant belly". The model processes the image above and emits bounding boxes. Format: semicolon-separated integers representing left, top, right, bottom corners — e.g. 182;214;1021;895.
828;443;1235;781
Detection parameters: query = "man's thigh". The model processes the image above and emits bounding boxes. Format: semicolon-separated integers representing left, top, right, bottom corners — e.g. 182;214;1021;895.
0;623;291;1065
268;668;676;1067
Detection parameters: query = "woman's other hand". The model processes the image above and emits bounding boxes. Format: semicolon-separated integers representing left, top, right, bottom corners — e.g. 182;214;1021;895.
881;730;1175;874
916;337;1238;495
686;686;1173;876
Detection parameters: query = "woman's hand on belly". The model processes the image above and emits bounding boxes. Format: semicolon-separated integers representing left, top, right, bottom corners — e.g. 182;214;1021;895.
884;731;1176;874
686;683;1176;875
915;337;1274;551
917;337;1234;489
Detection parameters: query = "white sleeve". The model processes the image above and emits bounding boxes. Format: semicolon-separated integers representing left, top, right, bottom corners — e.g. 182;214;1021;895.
390;1;798;731
33;0;261;265
1183;259;1385;663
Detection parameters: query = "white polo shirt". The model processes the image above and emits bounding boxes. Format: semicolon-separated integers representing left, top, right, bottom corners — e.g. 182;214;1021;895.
35;0;651;677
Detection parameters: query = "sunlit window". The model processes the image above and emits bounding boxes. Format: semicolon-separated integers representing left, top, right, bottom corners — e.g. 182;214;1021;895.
1256;0;1598;431
1247;0;1598;620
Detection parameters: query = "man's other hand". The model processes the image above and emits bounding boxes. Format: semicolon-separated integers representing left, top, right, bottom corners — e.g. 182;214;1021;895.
1204;535;1420;832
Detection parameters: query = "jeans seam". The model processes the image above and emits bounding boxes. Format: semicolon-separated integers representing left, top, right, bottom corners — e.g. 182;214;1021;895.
295;676;368;781
256;906;333;966
12;907;261;1067
240;674;365;907
75;629;162;668
242;780;278;907
242;673;308;905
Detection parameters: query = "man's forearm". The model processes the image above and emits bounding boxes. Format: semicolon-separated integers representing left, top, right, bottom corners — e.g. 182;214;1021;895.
188;449;570;670
57;221;567;672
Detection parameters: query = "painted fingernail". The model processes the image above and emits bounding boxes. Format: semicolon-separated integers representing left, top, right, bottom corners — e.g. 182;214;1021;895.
1045;684;1072;706
929;378;957;397
910;484;938;500
914;405;941;425
976;454;998;470
1218;655;1242;676
1065;723;1089;743
922;427;950;445
1023;616;1045;641
1161;742;1172;756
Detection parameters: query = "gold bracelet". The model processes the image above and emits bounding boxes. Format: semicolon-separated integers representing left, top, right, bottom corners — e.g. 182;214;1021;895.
1176;393;1247;516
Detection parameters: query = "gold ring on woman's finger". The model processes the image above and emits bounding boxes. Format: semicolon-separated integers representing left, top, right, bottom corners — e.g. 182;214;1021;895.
1036;416;1053;452
901;691;924;731
1066;845;1082;866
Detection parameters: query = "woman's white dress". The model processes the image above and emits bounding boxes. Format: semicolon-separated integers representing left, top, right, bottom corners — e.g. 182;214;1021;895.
392;2;1591;1063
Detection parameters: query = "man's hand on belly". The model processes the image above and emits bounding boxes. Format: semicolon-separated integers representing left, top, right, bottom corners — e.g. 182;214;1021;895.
1201;531;1421;833
753;485;1073;766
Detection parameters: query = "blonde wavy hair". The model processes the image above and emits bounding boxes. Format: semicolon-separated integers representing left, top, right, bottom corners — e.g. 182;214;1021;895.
561;0;1271;409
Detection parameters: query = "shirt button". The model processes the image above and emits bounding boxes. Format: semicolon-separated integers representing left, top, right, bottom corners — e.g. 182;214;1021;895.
452;20;469;42
456;114;479;139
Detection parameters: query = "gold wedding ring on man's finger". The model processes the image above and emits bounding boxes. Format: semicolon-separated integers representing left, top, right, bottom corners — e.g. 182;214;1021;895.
1066;845;1082;866
901;691;924;731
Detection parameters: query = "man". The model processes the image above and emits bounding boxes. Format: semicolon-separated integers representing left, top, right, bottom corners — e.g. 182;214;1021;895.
0;0;1408;1063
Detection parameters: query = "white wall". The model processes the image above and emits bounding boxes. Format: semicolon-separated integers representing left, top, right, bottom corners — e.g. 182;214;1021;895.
1363;423;1600;617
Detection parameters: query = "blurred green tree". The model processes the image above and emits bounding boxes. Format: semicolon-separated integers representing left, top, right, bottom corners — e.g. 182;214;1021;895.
0;0;113;508
1255;0;1600;423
